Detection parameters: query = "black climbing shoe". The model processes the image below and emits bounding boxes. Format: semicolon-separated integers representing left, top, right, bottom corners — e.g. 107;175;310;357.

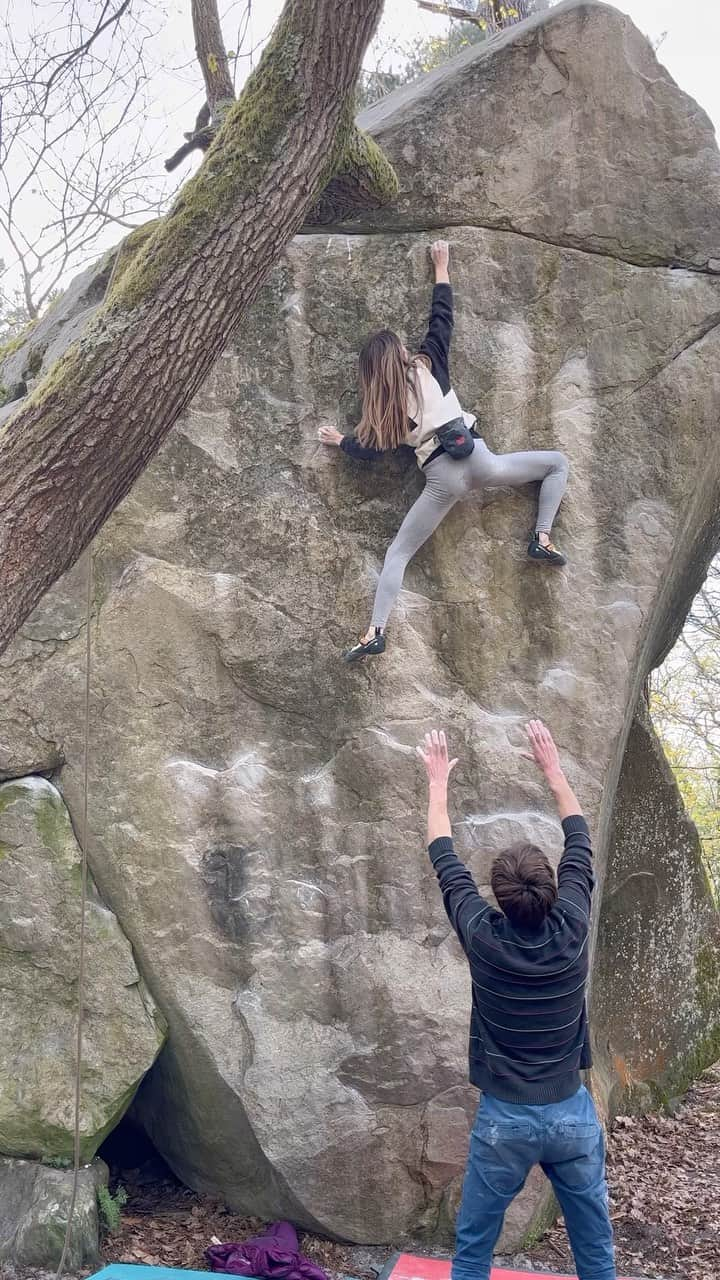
528;535;567;567
344;629;386;663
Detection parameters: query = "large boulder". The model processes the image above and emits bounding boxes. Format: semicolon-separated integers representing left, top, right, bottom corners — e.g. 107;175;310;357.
0;1155;107;1271
1;0;719;1247
0;777;166;1162
592;699;720;1109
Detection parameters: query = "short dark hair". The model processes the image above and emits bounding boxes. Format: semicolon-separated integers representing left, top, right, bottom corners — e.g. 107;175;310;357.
491;843;558;930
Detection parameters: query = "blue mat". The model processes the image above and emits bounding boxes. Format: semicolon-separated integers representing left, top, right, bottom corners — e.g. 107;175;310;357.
90;1266;263;1279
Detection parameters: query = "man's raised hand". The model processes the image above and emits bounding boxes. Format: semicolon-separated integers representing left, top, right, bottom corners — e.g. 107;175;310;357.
417;729;458;790
523;720;582;819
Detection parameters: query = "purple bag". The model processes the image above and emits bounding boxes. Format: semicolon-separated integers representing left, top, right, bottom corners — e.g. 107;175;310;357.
206;1220;330;1280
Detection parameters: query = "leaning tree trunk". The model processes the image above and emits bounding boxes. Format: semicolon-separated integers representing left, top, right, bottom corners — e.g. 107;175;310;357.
0;0;394;656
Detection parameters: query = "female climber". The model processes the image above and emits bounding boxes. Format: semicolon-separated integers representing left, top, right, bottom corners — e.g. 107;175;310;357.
318;240;569;663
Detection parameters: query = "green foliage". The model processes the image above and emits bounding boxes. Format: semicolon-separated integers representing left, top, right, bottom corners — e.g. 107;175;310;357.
650;558;720;901
97;1183;128;1234
0;267;34;359
357;21;487;111
43;1154;72;1169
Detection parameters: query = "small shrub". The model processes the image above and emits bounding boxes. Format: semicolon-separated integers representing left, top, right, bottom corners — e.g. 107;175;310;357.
43;1154;72;1169
97;1183;128;1234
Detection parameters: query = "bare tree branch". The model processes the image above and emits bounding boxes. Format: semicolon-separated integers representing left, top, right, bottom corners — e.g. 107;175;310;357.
0;0;176;320
416;1;486;24
415;1;532;29
164;0;250;171
40;0;133;111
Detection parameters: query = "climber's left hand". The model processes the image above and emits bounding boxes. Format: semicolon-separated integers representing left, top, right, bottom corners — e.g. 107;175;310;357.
318;425;343;446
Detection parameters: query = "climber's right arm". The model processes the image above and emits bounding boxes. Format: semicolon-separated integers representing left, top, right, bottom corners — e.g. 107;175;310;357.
523;720;593;918
417;241;453;386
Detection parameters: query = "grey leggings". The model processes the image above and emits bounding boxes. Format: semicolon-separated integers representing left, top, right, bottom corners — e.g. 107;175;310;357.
371;439;569;629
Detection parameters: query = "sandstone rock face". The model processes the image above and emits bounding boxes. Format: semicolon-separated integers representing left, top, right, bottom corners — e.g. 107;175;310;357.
0;777;166;1162
0;251;114;419
0;1156;107;1270
592;700;720;1110
1;0;720;1247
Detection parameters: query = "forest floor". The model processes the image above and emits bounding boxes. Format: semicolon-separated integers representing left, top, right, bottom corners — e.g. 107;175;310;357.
4;1064;719;1280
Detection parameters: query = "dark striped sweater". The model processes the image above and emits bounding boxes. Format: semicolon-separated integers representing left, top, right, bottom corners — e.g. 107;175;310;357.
429;815;594;1104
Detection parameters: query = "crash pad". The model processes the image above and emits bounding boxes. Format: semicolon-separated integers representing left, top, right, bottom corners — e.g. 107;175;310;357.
378;1253;639;1280
88;1266;263;1279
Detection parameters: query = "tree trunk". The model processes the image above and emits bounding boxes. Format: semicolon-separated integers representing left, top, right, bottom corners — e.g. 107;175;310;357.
305;117;399;226
0;0;390;656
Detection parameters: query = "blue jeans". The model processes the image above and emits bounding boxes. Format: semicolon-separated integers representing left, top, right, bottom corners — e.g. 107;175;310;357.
452;1086;616;1280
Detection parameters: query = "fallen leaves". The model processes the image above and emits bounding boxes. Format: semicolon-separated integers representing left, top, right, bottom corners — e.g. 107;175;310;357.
526;1063;720;1280
8;1063;716;1280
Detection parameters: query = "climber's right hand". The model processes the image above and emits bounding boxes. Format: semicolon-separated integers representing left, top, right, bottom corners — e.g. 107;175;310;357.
318;425;343;446
430;239;450;278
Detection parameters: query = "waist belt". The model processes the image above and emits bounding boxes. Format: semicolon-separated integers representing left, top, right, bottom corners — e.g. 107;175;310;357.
422;420;480;469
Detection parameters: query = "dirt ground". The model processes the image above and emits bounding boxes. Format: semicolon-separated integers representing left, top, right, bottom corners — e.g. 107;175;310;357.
3;1064;719;1280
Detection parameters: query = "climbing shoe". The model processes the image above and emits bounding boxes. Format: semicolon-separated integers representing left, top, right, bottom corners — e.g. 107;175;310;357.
344;629;386;663
528;534;567;566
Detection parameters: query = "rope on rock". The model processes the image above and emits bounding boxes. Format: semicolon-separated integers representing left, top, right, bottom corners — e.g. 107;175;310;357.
54;547;93;1280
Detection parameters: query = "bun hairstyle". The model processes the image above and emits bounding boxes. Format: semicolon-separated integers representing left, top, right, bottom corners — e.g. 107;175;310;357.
357;328;424;452
491;843;558;930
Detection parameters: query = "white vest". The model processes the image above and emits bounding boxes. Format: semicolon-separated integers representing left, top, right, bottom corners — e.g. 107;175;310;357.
407;361;476;468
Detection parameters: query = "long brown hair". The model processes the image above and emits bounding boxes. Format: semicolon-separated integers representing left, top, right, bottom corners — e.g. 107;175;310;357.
356;329;425;451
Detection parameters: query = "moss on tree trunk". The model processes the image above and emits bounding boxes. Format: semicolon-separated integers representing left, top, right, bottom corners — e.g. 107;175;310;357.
0;0;394;657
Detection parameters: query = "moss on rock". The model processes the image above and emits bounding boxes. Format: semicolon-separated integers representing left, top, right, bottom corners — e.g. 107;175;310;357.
307;120;399;225
0;321;37;365
0;776;165;1163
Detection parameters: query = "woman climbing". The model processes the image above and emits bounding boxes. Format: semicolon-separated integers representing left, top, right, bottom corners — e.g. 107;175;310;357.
318;240;569;662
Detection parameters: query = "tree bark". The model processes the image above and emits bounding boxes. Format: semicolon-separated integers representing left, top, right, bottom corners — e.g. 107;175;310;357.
0;0;390;656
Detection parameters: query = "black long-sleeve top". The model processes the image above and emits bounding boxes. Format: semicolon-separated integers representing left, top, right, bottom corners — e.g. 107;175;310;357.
429;816;595;1104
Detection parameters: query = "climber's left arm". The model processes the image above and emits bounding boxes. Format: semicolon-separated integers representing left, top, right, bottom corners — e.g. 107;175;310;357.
318;425;384;460
418;730;490;952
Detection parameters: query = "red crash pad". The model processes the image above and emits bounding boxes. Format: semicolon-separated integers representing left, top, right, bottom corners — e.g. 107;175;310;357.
379;1251;638;1280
